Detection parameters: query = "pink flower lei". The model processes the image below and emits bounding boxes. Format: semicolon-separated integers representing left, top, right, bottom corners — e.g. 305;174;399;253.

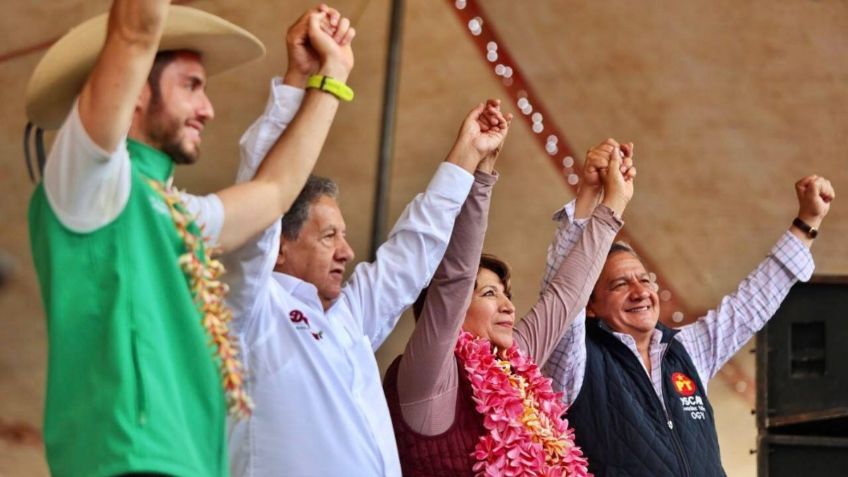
455;330;590;477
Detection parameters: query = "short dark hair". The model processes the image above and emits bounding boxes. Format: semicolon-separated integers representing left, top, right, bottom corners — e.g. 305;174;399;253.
412;252;512;321
148;51;181;101
280;175;339;240
478;253;512;299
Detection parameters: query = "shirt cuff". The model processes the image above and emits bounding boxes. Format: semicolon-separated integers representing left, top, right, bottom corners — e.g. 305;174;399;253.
552;199;589;226
264;77;306;124
593;203;625;230
773;231;815;281
473;170;498;187
427;163;475;204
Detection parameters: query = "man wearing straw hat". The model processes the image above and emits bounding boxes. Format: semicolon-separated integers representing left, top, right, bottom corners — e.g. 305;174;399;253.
25;1;354;475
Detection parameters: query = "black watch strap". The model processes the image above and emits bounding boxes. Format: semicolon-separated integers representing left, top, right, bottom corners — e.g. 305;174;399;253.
792;217;818;239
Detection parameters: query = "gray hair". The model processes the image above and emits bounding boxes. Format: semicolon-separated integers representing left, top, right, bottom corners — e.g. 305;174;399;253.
280;175;339;240
588;241;647;305
608;240;640;260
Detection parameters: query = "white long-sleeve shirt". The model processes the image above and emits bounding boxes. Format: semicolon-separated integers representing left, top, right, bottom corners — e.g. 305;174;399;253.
540;200;814;408
223;79;474;477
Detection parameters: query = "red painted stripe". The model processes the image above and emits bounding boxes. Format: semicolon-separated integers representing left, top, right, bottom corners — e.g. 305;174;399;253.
448;0;689;325
0;38;59;64
448;0;754;403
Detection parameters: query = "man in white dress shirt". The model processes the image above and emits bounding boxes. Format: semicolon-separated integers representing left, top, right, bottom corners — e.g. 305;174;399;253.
223;8;512;475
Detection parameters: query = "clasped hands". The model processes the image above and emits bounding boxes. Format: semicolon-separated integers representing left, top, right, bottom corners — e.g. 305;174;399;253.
284;4;356;88
576;138;636;219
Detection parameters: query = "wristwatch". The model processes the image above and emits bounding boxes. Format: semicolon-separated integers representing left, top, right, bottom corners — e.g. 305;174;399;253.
306;75;354;102
792;217;818;239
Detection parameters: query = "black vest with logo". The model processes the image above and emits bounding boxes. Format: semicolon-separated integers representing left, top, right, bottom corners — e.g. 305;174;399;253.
566;319;726;476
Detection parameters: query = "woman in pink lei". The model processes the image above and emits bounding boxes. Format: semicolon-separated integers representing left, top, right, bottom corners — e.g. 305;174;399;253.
383;137;635;477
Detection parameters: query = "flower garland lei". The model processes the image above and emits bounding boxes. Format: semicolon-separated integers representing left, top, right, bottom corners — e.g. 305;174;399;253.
148;179;253;419
455;331;590;476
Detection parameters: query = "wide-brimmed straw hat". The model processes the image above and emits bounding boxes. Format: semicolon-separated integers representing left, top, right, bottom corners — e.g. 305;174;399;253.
25;5;266;130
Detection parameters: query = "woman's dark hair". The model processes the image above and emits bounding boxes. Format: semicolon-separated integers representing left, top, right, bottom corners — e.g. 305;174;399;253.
478;253;512;299
412;252;512;321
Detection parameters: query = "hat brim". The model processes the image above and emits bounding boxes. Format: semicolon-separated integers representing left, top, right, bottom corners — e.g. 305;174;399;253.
26;5;265;130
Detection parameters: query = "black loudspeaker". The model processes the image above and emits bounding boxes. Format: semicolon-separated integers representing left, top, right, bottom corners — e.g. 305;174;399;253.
756;276;848;436
757;434;848;477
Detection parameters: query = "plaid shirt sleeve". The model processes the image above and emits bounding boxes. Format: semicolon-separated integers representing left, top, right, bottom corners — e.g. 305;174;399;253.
539;200;591;406
540;200;589;290
677;231;814;387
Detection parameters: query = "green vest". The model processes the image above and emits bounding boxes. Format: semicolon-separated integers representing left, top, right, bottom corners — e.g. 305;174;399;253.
29;139;228;477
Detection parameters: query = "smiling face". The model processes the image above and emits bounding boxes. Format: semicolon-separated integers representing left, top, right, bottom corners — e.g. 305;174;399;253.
278;195;355;310
587;251;660;341
462;267;517;350
135;51;214;164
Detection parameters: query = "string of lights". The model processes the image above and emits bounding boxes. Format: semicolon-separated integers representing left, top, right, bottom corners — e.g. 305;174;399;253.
447;0;755;403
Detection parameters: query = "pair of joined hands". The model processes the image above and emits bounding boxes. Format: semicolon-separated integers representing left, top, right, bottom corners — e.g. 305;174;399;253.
579;138;636;218
283;3;631;213
282;4;833;231
453;100;635;218
457;104;636;219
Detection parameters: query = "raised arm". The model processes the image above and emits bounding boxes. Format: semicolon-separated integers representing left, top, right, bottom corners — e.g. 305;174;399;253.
539;140;634;403
394;102;509;434
678;175;834;383
79;1;170;151
220;6;334;327
540;140;634;291
344;102;509;349
220;82;306;328
215;6;355;253
516;141;633;366
514;205;623;367
40;2;170;233
395;172;495;434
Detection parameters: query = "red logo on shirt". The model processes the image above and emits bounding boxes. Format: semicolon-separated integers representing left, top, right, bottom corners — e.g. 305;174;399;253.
290;310;323;341
289;310;310;327
671;372;697;397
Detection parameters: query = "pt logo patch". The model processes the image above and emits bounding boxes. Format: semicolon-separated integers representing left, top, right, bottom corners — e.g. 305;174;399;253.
672;372;697;397
672;372;707;420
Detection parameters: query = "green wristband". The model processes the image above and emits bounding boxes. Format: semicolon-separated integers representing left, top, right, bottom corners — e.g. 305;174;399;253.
306;75;354;102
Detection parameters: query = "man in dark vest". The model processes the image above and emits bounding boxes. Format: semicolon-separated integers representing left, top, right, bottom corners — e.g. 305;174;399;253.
538;139;835;476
